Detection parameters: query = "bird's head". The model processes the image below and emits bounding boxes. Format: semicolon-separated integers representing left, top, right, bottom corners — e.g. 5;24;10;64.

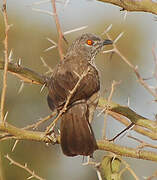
66;33;112;62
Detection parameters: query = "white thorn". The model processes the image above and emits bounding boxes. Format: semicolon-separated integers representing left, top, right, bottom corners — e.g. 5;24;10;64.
97;109;106;117
4;111;8;122
103;49;114;54
40;83;46;93
12;140;19;152
8;49;13;62
73;71;80;78
63;25;88;35
44;46;57;52
31;8;54;16
40;57;53;73
31;0;50;6
17;58;21;67
18;82;24;94
27;175;33;180
47;38;58;46
102;24;112;35
96;170;103;180
113;32;124;44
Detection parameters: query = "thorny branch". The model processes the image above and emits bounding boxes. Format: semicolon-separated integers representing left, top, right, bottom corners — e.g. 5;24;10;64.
0;122;157;162
128;135;157;150
118;157;139;180
51;0;64;60
0;3;157;179
23;112;57;130
0;0;9;123
97;0;157;15
108;111;157;140
103;30;157;100
102;80;120;139
5;154;45;180
0;60;156;139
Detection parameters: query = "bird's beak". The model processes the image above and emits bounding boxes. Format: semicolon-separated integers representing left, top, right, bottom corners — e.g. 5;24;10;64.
103;39;113;46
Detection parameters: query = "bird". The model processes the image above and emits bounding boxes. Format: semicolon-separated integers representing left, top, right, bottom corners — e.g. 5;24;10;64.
47;33;112;156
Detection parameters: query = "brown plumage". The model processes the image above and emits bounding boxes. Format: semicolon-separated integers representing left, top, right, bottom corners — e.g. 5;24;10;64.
47;33;112;156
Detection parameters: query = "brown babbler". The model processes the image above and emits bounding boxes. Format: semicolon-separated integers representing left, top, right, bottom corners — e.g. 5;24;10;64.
47;33;112;156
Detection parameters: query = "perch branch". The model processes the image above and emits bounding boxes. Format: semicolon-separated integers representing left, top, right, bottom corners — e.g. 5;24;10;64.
0;122;157;162
0;122;59;143
0;60;156;138
97;140;157;162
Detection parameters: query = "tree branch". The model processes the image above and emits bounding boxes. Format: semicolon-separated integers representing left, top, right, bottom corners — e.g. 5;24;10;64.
0;60;47;85
51;0;64;60
0;60;156;139
1;0;9;122
98;0;157;15
97;140;157;162
5;154;45;180
0;60;157;161
0;122;157;162
99;98;157;135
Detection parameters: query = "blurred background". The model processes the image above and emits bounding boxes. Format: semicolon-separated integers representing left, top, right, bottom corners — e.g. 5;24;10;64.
0;0;157;179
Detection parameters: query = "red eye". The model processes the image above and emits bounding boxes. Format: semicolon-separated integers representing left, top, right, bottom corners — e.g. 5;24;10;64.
86;39;93;46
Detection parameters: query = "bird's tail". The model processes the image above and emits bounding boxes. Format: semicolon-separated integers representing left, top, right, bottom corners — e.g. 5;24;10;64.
60;102;97;157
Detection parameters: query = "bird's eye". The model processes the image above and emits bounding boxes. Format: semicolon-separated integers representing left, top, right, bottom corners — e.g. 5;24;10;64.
86;39;94;46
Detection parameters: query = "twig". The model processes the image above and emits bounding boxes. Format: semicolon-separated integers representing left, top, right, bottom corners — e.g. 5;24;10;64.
152;45;157;81
23;112;56;130
108;111;157;140
51;0;64;60
109;122;134;142
99;98;157;135
102;80;120;139
45;67;90;134
0;0;9;123
40;57;53;74
119;157;139;180
103;32;157;99
5;154;45;180
128;135;157;150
